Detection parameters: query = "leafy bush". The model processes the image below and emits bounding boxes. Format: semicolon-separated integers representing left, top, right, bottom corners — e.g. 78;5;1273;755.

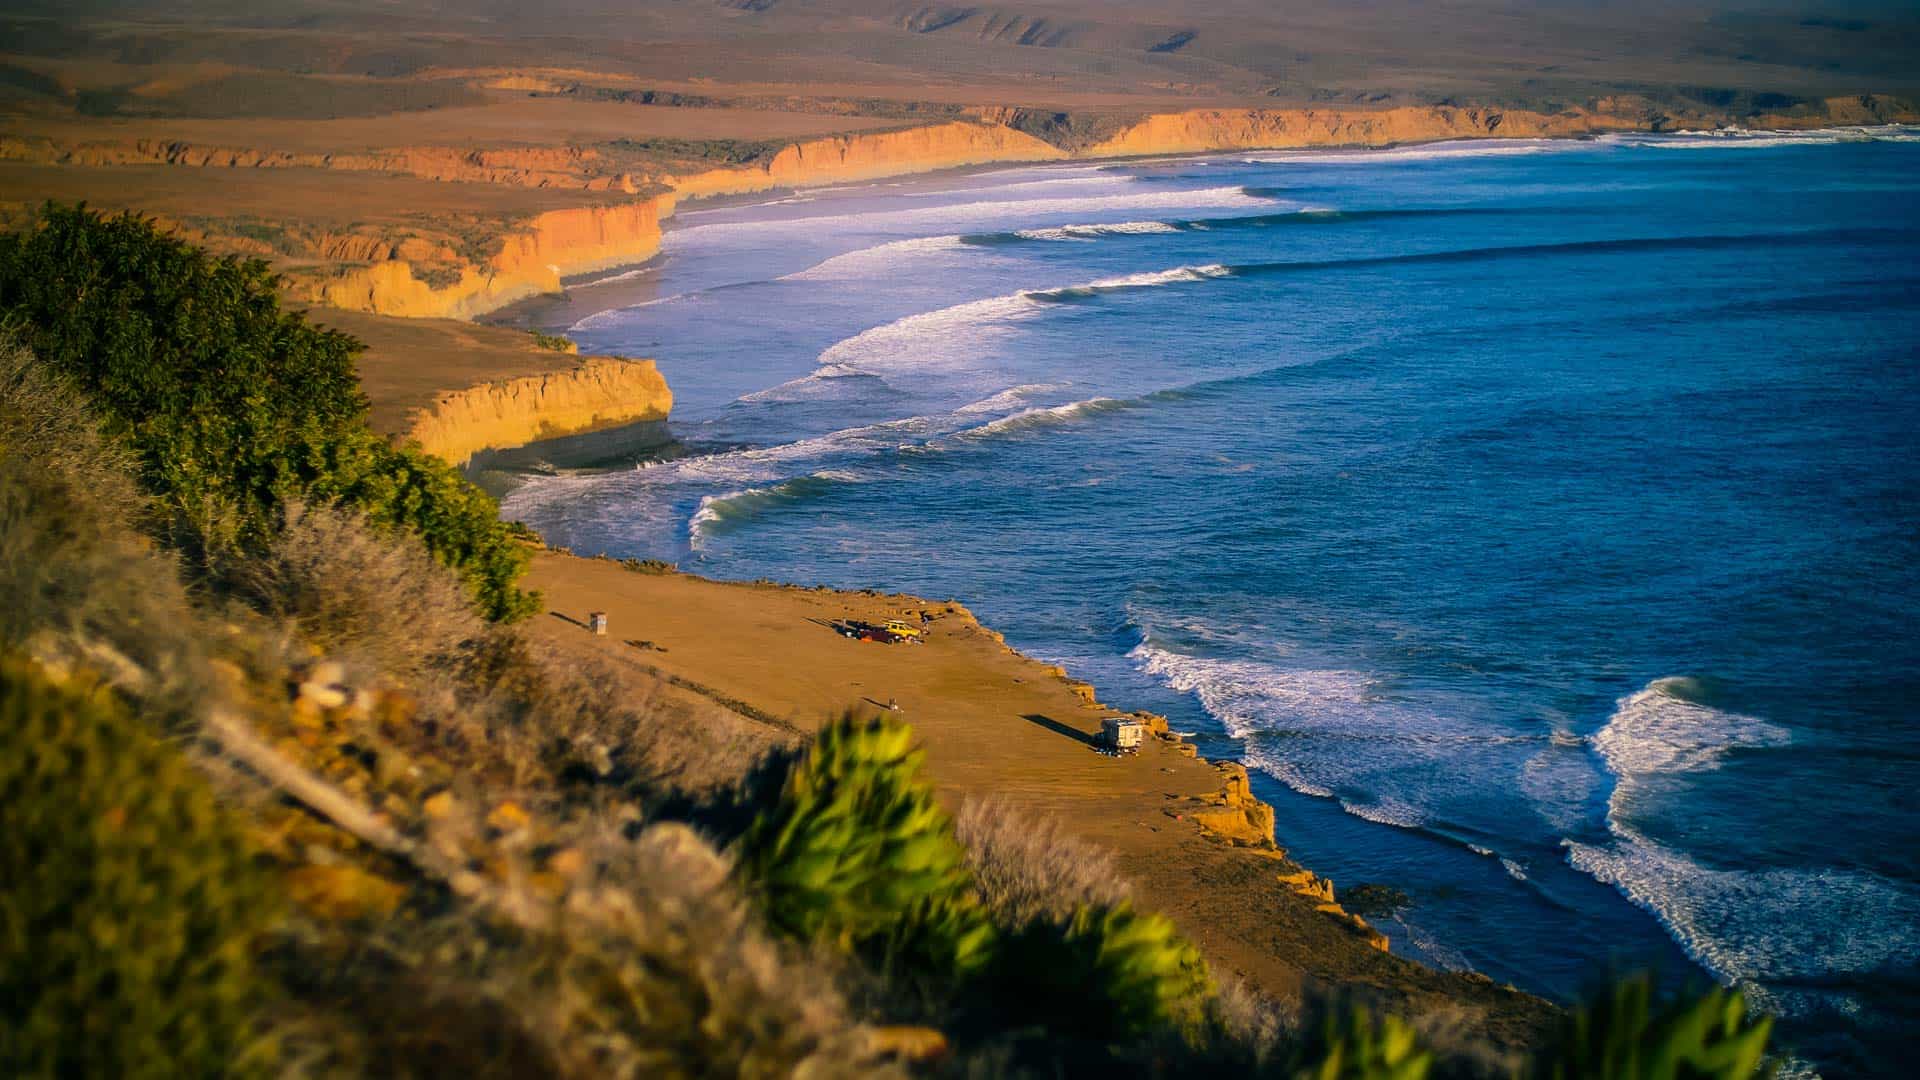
735;713;996;979
527;329;574;353
0;205;535;620
1295;1008;1434;1080
0;654;279;1077
1535;974;1774;1080
991;901;1216;1044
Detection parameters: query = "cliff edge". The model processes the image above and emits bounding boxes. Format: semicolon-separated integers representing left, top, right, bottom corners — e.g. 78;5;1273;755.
403;356;672;466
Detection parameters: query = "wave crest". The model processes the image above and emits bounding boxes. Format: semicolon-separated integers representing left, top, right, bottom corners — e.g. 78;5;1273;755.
1566;677;1920;1013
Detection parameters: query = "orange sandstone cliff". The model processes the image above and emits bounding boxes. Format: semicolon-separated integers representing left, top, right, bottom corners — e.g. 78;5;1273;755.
24;97;1906;324
668;120;1067;199
303;197;674;321
402;356;672;465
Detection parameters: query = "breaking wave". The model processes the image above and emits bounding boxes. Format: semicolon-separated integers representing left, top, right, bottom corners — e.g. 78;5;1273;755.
778;234;971;280
667;184;1284;243
1239;138;1587;166
1014;220;1183;241
1565;678;1920;1012
1128;638;1534;829
1602;125;1920;150
669;390;1143;549
688;471;863;549
957;397;1131;439
813;263;1241;375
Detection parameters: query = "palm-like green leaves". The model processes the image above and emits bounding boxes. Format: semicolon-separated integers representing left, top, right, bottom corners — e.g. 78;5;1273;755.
1537;974;1774;1080
1296;1009;1434;1080
737;714;995;977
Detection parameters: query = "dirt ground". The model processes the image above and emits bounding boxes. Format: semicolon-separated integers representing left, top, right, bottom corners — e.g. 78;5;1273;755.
524;552;1558;1050
298;309;603;438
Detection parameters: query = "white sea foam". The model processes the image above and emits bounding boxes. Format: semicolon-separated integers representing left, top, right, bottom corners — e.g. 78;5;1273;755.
1589;677;1791;778
815;263;1239;374
1075;264;1234;290
1566;678;1920;1011
1014;220;1184;241
1128;638;1549;832
665;384;1136;545
778;234;971;281
1239;138;1582;166
958;397;1129;439
736;361;887;404
687;470;864;549
1500;858;1529;882
668;185;1281;244
1602;124;1920;150
1343;797;1426;829
952;383;1068;414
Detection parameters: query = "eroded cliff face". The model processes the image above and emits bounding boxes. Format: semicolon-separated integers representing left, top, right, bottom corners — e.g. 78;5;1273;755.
1083;94;1916;158
0;137;646;192
273;95;1916;320
299;196;674;320
405;356;672;465
667;121;1066;199
1084;104;1638;158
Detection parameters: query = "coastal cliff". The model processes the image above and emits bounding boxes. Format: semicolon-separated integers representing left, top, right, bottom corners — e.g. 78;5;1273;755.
290;94;1917;320
403;356;672;465
1083;104;1638;157
668;120;1066;199
10;95;1912;325
302;197;674;321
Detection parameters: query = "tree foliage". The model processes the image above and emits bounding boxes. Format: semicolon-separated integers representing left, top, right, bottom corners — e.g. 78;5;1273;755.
0;205;534;619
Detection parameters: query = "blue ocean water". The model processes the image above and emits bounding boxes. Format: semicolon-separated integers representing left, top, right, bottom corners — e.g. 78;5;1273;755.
505;128;1920;1074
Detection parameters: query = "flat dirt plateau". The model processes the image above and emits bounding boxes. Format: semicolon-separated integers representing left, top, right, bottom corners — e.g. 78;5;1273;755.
525;552;1559;1053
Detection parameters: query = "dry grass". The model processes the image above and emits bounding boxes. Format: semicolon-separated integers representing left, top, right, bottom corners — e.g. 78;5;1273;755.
237;500;485;678
0;341;211;716
953;796;1132;929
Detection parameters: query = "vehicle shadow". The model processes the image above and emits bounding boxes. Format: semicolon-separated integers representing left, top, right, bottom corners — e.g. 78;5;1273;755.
1021;713;1095;747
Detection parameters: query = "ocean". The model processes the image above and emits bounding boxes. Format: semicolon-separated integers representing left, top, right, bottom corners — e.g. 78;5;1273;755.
503;127;1920;1075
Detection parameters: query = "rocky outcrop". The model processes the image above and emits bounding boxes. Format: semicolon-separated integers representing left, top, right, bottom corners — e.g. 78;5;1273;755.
404;357;672;465
1186;761;1278;847
301;197;674;320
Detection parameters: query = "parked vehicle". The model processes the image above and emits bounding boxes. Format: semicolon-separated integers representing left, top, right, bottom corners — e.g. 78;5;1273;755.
1099;716;1146;755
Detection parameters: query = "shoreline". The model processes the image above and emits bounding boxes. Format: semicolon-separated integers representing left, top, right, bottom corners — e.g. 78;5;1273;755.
521;551;1560;1047
485;119;1920;336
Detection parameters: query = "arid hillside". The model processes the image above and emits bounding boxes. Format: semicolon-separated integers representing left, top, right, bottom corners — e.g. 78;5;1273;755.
8;0;1920;110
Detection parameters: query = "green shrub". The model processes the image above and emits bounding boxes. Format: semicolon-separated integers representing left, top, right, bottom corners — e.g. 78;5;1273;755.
735;714;995;979
992;901;1215;1044
0;205;536;620
0;654;278;1077
1535;974;1774;1080
1295;1008;1434;1080
527;329;574;353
